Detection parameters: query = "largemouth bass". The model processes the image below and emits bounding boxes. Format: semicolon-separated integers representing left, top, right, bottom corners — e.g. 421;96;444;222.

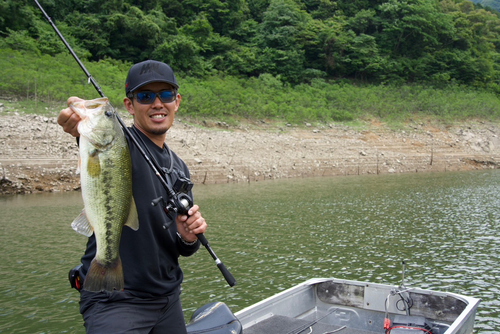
70;97;138;292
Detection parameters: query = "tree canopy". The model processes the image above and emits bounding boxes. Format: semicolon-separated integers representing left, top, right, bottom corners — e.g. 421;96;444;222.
2;0;500;91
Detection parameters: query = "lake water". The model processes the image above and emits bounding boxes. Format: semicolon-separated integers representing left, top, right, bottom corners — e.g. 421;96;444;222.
0;170;499;333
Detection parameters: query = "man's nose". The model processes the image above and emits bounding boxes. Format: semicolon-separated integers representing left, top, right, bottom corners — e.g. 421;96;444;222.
152;95;163;106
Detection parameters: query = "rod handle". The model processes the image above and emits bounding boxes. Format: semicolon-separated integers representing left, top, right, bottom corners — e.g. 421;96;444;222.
217;261;237;287
196;233;236;287
196;233;206;246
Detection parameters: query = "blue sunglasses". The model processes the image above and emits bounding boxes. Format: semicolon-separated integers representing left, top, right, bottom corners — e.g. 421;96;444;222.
128;90;177;104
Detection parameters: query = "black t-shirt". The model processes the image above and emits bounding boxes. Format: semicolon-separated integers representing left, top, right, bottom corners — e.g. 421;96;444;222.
79;126;200;297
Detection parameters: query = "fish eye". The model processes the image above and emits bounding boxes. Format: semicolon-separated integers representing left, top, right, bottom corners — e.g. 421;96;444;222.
105;110;114;117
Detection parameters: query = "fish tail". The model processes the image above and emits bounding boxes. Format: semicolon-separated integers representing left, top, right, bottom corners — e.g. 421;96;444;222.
83;258;124;292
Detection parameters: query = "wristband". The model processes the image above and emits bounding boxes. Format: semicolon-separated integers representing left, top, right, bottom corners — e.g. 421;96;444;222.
177;232;198;246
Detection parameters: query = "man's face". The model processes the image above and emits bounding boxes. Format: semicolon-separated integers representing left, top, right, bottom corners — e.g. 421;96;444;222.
124;82;181;143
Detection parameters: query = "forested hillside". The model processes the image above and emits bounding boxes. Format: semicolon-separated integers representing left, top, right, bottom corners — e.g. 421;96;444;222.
2;0;500;90
471;0;500;12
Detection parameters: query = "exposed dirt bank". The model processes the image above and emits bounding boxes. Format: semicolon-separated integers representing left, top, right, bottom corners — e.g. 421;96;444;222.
1;108;499;195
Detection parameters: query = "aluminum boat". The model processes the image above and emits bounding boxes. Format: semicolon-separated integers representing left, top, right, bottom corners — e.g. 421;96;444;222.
232;277;480;334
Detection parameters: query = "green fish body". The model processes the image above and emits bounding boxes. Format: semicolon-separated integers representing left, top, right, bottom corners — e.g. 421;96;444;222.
70;98;138;292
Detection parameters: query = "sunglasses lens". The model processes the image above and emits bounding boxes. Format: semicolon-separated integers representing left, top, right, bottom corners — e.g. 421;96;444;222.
134;90;176;104
136;91;155;104
158;90;176;103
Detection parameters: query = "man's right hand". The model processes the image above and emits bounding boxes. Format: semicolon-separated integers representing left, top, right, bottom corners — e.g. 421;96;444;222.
57;96;84;137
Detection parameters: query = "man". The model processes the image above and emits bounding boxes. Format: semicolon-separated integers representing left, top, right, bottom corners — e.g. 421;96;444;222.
58;60;207;333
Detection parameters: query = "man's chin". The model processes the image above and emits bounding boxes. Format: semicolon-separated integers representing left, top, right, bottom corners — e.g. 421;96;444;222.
149;125;170;136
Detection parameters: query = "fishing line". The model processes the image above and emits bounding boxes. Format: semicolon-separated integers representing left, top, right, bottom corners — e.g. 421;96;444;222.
33;0;236;287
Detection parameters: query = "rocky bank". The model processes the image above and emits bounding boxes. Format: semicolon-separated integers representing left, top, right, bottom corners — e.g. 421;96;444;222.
1;108;499;195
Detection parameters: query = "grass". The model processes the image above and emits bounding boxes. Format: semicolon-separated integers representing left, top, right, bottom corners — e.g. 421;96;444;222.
1;48;500;129
0;98;60;116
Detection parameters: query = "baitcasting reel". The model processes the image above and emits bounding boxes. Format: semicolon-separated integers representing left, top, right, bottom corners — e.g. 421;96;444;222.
152;169;194;222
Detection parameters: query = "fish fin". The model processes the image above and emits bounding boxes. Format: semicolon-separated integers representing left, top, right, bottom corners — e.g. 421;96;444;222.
71;209;94;237
83;257;124;292
124;197;139;231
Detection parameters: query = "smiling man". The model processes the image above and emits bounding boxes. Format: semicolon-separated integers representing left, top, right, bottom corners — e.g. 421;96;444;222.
124;61;181;145
57;60;207;334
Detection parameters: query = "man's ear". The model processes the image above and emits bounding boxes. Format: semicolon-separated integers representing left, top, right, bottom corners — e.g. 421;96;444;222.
123;97;135;116
174;94;181;112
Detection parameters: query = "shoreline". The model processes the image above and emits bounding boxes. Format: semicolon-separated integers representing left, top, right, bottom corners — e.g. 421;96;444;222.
1;113;499;195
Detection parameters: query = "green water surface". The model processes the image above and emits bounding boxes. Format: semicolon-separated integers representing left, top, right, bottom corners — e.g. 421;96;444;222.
1;170;499;333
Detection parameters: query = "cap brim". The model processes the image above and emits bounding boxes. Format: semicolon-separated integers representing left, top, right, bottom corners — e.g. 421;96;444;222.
128;79;179;93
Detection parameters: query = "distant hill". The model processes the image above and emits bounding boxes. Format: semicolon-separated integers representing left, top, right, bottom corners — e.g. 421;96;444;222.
471;0;500;12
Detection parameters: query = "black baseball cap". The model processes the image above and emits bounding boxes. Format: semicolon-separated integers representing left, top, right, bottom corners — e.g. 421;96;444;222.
125;60;178;95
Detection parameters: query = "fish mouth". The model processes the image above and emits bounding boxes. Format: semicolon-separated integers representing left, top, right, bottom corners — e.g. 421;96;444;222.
70;98;110;120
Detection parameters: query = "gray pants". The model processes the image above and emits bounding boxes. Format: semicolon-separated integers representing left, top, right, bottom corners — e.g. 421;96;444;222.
80;289;187;334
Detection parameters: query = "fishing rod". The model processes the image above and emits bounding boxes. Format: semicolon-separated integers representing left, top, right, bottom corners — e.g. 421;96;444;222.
33;0;236;287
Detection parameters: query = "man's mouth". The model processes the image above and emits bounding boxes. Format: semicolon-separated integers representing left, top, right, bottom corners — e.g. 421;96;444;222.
150;114;166;119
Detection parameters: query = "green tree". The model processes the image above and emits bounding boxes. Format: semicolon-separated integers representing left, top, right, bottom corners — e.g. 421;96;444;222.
104;6;164;61
246;0;271;22
0;0;35;33
323;27;382;81
256;0;311;83
65;12;110;59
336;0;384;16
152;34;209;75
376;0;451;57
439;0;500;86
302;0;338;20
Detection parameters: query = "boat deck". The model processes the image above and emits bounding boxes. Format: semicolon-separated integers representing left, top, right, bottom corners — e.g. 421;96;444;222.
237;278;480;334
244;314;381;334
